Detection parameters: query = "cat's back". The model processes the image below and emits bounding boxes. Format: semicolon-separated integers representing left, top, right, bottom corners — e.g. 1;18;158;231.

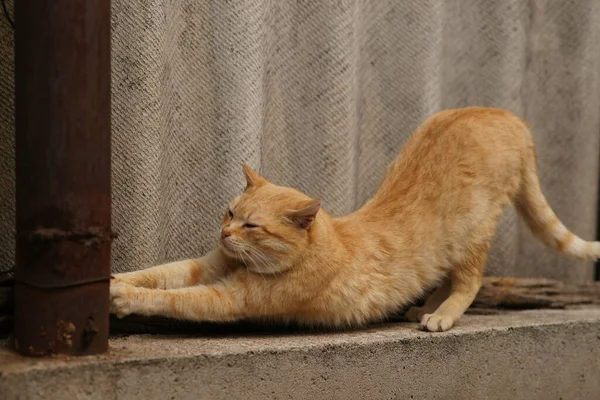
393;106;528;175
368;107;530;211
413;106;527;146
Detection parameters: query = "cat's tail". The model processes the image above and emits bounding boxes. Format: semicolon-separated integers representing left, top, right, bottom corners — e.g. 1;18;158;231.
514;124;600;261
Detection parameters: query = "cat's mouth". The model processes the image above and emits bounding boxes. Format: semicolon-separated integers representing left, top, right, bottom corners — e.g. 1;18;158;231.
220;238;244;260
220;238;234;253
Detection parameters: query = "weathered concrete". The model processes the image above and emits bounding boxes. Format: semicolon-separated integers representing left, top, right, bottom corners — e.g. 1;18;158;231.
1;308;600;400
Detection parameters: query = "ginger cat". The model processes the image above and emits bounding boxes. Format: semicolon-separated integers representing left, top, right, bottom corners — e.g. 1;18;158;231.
110;107;600;332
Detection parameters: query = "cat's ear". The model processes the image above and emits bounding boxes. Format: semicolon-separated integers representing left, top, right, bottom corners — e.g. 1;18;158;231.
287;199;321;229
242;164;266;189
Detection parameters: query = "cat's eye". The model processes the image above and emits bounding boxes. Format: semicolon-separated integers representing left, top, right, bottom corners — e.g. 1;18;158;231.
227;209;234;218
243;223;259;229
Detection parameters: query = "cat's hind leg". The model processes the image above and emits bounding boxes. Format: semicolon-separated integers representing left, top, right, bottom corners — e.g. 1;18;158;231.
404;279;450;323
421;242;489;332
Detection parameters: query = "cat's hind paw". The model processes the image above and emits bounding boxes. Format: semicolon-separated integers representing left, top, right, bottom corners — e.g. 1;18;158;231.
421;313;455;332
404;306;426;323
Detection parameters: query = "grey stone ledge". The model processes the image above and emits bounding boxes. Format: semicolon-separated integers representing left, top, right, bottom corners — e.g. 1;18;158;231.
2;307;600;399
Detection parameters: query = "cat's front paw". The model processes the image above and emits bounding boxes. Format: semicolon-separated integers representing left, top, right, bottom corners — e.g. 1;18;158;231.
421;313;455;332
111;273;137;287
110;282;138;318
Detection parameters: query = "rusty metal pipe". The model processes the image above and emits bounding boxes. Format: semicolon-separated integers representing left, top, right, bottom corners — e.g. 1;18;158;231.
14;0;111;356
596;171;599;281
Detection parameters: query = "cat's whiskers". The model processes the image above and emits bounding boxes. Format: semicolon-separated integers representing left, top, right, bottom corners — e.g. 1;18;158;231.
224;239;246;264
248;249;285;291
234;246;247;268
244;244;279;275
238;247;270;284
232;244;269;285
234;242;280;281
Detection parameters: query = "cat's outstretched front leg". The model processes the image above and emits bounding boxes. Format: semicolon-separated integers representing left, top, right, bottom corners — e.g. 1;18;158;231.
110;270;273;321
110;282;243;321
111;248;233;290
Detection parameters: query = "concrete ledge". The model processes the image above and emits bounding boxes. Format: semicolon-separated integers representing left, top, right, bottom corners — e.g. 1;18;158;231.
2;308;600;399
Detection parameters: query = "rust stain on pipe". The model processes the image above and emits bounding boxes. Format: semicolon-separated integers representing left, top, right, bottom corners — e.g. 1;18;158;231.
14;0;112;356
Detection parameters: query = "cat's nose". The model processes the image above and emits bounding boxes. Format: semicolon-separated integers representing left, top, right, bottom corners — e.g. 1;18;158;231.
221;229;232;240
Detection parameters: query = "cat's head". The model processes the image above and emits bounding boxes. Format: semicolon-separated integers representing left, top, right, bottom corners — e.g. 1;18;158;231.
219;164;321;274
